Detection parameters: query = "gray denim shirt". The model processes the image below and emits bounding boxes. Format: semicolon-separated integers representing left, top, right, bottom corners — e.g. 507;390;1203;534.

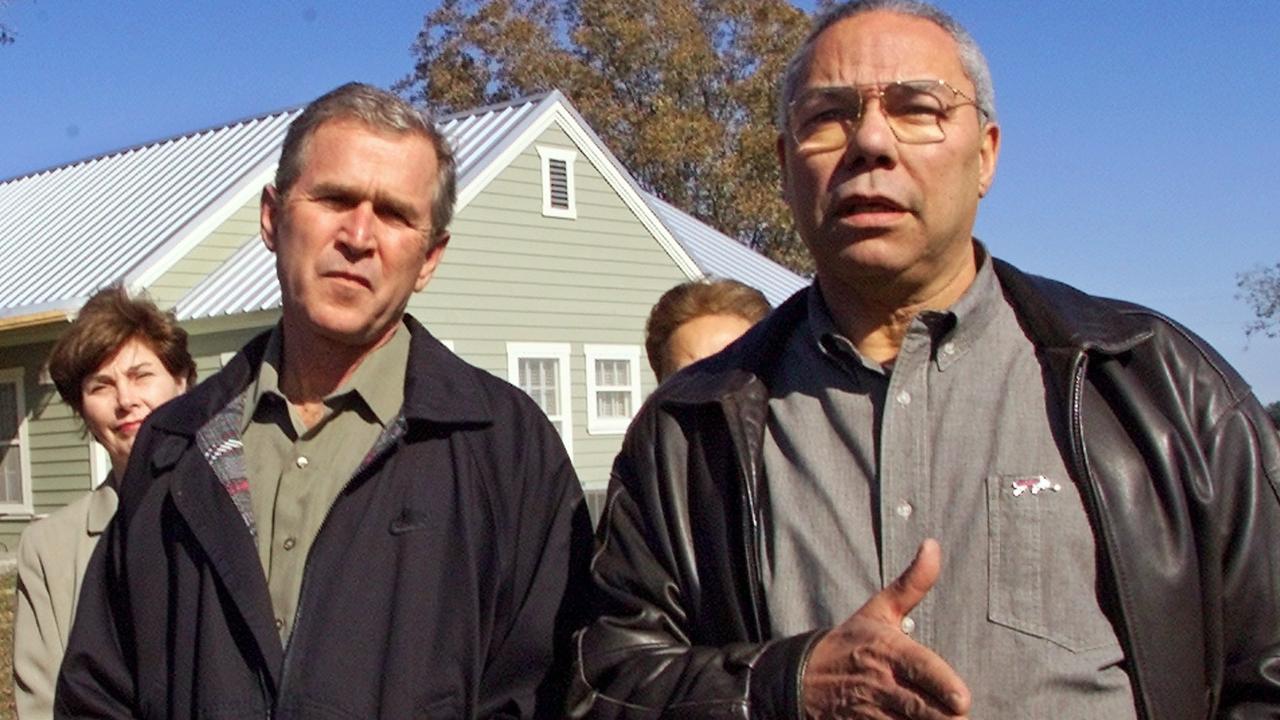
761;252;1136;717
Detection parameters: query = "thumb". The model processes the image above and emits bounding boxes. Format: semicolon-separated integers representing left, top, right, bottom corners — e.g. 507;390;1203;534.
855;538;941;624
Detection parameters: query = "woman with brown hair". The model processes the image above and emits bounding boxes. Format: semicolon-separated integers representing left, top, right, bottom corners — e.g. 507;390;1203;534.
13;286;196;719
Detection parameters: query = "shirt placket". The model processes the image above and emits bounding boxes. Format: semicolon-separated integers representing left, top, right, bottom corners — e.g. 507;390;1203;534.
878;323;934;644
267;405;330;642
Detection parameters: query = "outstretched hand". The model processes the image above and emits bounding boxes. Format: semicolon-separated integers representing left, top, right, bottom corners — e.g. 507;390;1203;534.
802;539;970;719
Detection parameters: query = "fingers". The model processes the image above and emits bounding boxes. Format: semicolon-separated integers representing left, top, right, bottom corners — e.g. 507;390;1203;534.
802;539;971;718
890;639;970;716
856;539;941;625
805;662;968;719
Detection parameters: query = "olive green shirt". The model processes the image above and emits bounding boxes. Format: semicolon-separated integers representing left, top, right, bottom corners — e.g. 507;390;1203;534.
240;324;409;644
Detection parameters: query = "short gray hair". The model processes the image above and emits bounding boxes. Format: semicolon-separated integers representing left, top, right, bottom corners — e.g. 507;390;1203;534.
274;82;458;244
777;0;997;131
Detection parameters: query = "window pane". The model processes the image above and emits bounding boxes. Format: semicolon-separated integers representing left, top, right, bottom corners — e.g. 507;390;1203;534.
519;358;560;415
596;359;630;388
0;444;21;504
597;390;631;419
0;382;16;440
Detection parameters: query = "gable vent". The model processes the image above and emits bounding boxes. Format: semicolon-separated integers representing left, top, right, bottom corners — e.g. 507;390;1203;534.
537;146;578;219
548;158;570;209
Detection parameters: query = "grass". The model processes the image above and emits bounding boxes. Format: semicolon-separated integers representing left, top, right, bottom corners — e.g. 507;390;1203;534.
0;569;15;719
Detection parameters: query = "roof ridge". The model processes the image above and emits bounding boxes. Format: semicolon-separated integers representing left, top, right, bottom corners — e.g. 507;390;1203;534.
434;90;556;124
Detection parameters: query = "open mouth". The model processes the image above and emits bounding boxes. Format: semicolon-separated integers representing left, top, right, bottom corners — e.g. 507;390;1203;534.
838;195;906;215
829;195;908;226
849;200;904;213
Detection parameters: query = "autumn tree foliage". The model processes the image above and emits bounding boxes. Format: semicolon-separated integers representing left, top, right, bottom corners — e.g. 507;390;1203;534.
1238;263;1280;339
397;0;814;273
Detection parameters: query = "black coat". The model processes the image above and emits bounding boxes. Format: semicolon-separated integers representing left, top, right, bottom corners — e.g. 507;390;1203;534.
568;258;1280;719
57;316;592;719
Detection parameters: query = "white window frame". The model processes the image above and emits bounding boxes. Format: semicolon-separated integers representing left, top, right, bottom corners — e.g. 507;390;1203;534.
0;368;33;514
537;146;578;219
584;344;642;435
506;342;573;458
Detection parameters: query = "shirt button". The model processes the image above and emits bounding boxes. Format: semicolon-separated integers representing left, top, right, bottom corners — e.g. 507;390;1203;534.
274;617;285;631
900;616;916;635
282;537;296;551
896;390;911;406
895;502;913;519
942;341;956;356
295;456;309;469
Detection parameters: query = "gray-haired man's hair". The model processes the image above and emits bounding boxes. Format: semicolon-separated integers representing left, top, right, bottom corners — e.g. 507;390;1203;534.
777;0;997;132
274;82;458;245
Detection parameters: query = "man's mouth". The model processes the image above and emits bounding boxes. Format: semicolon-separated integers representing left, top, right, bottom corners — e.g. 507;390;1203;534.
324;271;373;290
836;195;907;215
828;194;909;227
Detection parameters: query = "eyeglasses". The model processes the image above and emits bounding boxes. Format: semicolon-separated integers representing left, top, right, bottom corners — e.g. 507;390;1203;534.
788;79;988;152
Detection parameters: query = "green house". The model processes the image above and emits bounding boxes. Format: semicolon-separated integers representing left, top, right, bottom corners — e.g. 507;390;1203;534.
0;91;804;547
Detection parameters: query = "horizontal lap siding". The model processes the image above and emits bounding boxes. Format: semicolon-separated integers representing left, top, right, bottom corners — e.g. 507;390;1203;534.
409;125;688;489
3;122;697;537
0;344;93;549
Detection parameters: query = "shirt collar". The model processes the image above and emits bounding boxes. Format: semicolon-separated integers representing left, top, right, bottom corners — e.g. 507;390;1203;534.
932;243;1000;371
806;241;1003;374
240;322;410;433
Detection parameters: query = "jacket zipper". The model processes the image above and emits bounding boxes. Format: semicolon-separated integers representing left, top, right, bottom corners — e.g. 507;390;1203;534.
1065;351;1150;720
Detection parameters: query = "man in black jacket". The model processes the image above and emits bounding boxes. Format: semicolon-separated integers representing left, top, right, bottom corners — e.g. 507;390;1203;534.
569;2;1280;718
56;83;591;718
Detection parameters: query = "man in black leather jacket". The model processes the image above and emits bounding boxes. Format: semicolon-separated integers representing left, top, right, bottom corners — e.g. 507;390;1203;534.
568;2;1280;718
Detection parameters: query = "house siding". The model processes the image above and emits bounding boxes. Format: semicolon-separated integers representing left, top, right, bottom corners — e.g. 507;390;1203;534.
0;342;91;550
0;121;697;546
406;124;687;488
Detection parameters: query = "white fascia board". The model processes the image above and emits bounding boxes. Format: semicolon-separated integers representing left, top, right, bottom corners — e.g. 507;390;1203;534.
124;157;279;294
454;93;705;281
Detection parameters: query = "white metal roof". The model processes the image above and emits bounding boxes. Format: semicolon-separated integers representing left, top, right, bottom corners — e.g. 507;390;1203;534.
0;110;299;320
642;194;807;306
2;92;806;322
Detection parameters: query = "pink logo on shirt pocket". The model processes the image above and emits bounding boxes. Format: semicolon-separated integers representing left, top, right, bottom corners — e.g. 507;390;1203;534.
1009;475;1061;497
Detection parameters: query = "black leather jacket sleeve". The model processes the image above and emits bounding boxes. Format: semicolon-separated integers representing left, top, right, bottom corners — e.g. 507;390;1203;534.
567;401;821;720
1213;394;1280;717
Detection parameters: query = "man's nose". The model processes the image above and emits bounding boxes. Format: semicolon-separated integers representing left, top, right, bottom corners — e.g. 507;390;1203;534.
844;99;899;169
338;201;378;253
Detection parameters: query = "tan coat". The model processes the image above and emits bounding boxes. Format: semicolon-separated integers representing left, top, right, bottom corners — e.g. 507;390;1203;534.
12;484;117;720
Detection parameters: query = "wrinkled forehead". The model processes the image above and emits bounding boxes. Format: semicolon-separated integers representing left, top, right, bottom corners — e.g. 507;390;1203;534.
801;11;972;94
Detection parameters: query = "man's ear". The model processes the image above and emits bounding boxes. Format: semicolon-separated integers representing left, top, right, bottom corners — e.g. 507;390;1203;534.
977;122;1000;198
414;232;450;292
260;185;281;253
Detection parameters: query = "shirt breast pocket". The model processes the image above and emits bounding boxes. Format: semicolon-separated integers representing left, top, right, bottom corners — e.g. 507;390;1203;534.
986;473;1120;653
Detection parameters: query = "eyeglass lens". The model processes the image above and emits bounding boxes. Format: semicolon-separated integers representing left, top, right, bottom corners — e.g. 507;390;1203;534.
791;81;955;150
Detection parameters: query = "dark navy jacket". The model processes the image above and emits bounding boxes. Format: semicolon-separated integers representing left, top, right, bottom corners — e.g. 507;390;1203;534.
57;316;592;719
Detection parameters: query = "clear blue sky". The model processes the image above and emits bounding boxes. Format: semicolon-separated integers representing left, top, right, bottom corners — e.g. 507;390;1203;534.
2;1;1277;402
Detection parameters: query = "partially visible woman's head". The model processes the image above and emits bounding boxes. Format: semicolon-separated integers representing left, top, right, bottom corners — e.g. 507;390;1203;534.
48;286;197;473
645;279;772;382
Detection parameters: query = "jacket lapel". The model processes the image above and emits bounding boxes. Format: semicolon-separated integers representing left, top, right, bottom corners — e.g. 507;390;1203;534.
85;485;118;536
147;331;285;687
